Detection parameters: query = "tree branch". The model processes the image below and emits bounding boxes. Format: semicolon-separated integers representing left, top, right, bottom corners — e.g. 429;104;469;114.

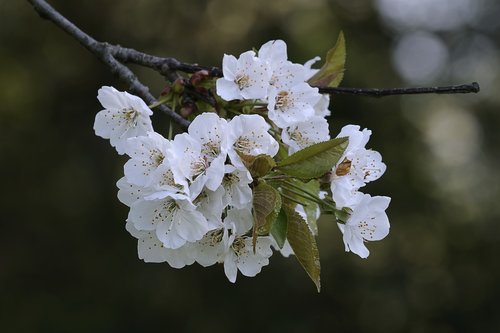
27;0;190;129
317;82;480;96
28;0;480;126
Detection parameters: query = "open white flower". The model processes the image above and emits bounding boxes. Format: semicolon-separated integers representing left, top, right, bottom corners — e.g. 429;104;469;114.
193;187;225;229
267;83;322;128
216;51;271;101
226;114;279;169
281;116;330;154
338;194;391;259
128;192;212;249
337;124;372;157
125;221;196;268
193;208;273;283
123;131;171;187
169;133;224;200
221;165;253;209
331;125;386;208
94;86;153;155
188;112;228;162
222;224;273;283
258;40;307;90
192;207;252;268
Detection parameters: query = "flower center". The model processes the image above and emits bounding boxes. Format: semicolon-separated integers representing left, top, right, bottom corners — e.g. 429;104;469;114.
231;237;246;255
275;91;291;110
152;150;164;166
223;173;240;186
234;137;254;154
122;107;138;124
235;74;250;90
335;158;352;176
201;141;220;160
357;220;376;239
288;128;311;148
208;229;224;245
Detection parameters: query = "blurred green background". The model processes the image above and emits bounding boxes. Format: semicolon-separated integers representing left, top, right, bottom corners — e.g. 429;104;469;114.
1;0;499;332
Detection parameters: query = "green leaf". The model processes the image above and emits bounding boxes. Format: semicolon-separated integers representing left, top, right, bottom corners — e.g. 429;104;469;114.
308;31;346;88
284;204;321;292
270;209;288;249
258;190;282;235
275;143;289;162
300;180;320;235
274;179;320;234
277;138;348;179
238;152;276;178
252;182;280;251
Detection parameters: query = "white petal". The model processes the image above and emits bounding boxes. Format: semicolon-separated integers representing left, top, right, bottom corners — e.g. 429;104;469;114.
223;253;238;283
224;207;253;235
97;86;122;109
216;78;242;101
343;227;370;259
193;229;225;267
360;150;387;183
128;199;164;231
116;177;148;207
236;237;273;277
222;54;238;80
258;40;288;64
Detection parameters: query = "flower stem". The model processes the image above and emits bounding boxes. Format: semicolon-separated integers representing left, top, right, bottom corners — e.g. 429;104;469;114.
278;191;306;206
168;120;174;140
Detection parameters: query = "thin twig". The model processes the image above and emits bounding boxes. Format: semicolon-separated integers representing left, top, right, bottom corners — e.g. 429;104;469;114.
27;0;190;129
317;82;480;97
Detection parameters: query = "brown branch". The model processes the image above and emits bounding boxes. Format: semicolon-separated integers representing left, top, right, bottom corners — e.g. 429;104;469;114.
317;82;480;96
27;0;190;129
27;0;480;121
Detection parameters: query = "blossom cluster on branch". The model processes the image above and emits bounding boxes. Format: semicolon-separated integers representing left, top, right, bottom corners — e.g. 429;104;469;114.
94;39;390;291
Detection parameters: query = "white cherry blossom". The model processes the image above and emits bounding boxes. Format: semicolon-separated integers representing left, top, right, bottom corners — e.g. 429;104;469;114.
331;125;386;208
188;112;228;163
128;192;212;249
216;51;271;101
338;194;391;259
267;83;322;128
192;207;252;267
221;165;253;209
223;208;273;283
123;131;171;187
94;86;153;155
193;208;273;283
223;232;273;283
169;133;224;200
193;187;225;229
226;114;279;169
125;221;196;268
257;40;307;90
281;116;330;154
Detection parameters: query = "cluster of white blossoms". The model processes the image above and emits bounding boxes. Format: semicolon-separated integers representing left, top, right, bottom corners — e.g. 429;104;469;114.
93;39;391;285
94;86;277;282
217;40;390;259
217;40;331;155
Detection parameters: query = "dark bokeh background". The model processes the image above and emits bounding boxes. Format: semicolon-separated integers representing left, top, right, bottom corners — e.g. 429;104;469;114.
2;1;499;332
